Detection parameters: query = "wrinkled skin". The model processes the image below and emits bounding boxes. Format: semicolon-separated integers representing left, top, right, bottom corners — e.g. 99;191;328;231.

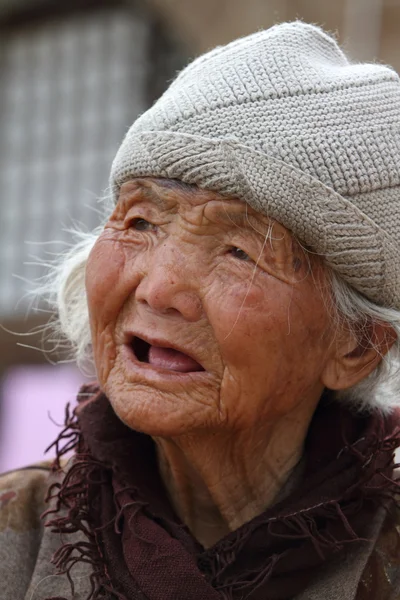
85;178;379;546
87;178;334;437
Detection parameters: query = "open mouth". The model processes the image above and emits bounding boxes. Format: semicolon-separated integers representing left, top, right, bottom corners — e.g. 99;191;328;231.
130;336;205;373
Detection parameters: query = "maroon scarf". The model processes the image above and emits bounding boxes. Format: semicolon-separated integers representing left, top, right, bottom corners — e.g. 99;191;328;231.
44;384;400;600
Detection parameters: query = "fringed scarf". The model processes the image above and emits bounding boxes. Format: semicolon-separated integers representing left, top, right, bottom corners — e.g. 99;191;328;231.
43;384;400;600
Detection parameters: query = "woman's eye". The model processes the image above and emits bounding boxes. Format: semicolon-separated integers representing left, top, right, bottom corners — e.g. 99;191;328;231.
230;247;251;261
131;218;155;231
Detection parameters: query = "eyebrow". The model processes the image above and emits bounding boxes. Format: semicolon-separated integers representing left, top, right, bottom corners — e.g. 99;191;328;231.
152;178;195;194
118;186;166;214
214;209;273;237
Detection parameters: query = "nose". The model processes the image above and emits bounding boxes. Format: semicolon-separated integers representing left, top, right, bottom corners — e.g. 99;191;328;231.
134;243;203;322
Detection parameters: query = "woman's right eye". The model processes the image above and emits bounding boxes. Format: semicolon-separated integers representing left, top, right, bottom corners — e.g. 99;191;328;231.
130;218;155;231
230;246;251;261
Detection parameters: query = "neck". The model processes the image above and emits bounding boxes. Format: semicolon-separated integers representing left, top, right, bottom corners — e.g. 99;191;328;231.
154;405;314;548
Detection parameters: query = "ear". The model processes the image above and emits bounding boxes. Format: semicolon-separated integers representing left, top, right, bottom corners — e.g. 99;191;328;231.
321;320;397;391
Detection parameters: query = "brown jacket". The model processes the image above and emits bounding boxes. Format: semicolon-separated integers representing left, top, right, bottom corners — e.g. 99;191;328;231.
0;463;399;600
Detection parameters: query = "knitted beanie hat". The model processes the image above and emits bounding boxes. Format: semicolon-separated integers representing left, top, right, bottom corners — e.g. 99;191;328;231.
111;21;400;309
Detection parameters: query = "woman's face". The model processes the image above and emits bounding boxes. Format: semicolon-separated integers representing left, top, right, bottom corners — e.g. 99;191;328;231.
86;178;336;437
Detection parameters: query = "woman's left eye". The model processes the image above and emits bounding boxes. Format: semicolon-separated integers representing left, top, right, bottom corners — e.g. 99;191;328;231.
230;247;251;261
131;218;155;231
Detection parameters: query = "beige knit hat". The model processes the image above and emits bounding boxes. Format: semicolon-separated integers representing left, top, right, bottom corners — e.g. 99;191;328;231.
111;21;400;309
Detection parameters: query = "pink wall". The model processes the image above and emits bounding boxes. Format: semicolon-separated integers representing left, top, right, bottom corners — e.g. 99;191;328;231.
0;365;86;473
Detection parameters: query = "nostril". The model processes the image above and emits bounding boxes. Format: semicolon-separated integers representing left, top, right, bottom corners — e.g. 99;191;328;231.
132;337;150;363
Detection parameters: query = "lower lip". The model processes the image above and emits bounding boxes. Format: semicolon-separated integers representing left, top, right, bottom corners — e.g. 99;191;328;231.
120;345;208;381
148;345;204;372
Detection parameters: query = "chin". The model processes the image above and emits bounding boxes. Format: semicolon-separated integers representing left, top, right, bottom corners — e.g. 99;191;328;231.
105;383;214;439
102;353;220;437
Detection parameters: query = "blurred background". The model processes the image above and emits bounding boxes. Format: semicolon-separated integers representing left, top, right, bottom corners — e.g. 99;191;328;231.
0;0;399;472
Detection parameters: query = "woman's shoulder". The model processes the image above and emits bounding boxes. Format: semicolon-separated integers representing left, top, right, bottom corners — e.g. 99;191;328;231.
0;462;53;599
0;460;94;599
356;504;400;599
0;461;52;530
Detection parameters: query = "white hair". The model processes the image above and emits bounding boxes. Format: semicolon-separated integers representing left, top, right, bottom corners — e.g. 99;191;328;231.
34;228;100;374
328;271;400;413
35;222;400;414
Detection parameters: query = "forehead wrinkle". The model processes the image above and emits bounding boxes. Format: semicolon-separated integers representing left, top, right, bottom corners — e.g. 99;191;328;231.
119;179;281;240
135;181;171;210
124;178;215;211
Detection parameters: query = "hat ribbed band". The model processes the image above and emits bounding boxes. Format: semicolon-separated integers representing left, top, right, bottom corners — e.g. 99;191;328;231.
111;131;400;309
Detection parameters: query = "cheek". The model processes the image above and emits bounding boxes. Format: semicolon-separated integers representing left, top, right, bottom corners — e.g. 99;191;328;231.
86;237;139;383
209;275;330;387
208;277;283;348
209;280;330;426
85;238;127;325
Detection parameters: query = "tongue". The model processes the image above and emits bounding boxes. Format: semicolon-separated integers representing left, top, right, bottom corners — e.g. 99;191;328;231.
148;346;203;372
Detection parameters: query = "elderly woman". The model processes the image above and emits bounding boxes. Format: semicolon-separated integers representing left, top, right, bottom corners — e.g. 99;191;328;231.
2;21;400;600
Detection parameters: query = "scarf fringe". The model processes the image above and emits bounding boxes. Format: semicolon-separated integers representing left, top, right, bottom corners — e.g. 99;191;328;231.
42;397;400;600
200;425;400;598
43;402;129;600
